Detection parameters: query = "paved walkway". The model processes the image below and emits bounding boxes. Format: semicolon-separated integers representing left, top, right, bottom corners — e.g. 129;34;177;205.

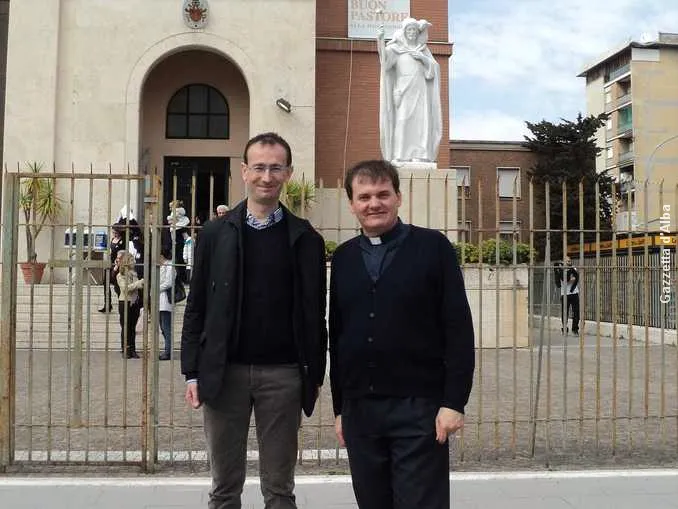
12;326;678;470
1;470;677;508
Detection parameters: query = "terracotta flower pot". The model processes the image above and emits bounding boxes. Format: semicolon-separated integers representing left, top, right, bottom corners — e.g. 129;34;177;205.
20;262;46;284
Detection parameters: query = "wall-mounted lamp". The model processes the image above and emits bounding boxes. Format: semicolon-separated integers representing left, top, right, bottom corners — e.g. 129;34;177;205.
275;97;292;113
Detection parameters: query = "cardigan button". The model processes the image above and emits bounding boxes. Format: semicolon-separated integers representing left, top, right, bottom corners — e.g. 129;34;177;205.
367;337;373;343
368;312;375;318
369;385;374;392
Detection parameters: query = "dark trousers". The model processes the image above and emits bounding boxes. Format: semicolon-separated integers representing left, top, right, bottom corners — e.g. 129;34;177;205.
561;293;580;332
102;268;119;309
342;397;450;509
118;300;140;355
203;364;302;509
159;310;172;356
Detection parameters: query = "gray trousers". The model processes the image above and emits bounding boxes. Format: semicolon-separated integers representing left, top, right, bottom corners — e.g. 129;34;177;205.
203;364;302;509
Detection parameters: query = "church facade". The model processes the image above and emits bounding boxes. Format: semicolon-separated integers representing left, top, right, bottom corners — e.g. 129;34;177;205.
1;0;450;222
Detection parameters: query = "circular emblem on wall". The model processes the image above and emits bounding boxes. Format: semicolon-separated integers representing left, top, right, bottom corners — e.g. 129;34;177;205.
183;0;209;29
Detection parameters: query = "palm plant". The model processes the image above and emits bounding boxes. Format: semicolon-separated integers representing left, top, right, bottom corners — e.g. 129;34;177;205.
19;162;62;264
283;178;316;215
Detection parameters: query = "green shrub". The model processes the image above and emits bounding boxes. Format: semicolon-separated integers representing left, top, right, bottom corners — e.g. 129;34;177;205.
453;239;533;265
324;240;338;261
453;242;479;264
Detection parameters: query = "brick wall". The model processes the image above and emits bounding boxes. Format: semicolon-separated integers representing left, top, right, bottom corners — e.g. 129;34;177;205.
316;0;451;186
449;141;544;245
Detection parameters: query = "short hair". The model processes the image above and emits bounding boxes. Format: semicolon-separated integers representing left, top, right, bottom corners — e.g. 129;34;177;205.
216;204;229;213
344;159;400;200
243;132;292;167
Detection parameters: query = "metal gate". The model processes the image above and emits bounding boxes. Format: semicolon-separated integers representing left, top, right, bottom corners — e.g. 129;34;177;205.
0;169;211;472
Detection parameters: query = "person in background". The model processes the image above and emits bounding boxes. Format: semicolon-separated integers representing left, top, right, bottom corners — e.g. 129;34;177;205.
559;256;580;335
115;206;144;280
216;204;229;218
99;225;125;313
167;200;190;284
115;250;144;359
182;230;194;283
158;247;175;361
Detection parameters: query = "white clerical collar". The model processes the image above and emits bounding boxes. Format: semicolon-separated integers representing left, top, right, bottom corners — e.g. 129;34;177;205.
368;236;382;245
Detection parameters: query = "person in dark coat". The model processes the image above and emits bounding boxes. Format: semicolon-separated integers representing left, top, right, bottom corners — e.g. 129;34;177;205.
181;132;327;509
329;159;475;509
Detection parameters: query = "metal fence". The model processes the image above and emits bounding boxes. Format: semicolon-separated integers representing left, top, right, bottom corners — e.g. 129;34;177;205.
532;251;677;330
0;170;676;474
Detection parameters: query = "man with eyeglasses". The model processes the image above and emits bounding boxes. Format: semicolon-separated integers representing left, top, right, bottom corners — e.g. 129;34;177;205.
181;132;327;509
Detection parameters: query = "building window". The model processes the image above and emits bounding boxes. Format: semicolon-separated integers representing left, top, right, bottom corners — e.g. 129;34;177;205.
457;220;472;243
605;90;612;104
453;166;470;198
606;119;612;130
166;84;229;139
499;220;521;242
606;146;614;159
497;167;520;199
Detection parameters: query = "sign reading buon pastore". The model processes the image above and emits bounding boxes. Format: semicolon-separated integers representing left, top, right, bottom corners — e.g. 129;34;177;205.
348;0;411;39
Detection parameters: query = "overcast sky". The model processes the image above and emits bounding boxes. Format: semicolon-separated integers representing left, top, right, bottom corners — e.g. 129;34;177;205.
448;0;678;141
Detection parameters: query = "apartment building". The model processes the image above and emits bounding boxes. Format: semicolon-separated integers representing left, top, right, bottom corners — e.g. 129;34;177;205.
579;32;678;231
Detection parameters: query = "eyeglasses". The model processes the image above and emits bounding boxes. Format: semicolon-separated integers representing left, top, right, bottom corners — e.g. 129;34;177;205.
247;164;289;175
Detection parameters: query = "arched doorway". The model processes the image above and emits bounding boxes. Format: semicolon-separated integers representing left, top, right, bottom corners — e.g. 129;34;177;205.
140;49;249;221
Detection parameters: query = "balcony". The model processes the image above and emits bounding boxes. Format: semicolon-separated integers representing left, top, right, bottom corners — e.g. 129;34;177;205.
618;150;634;165
616;92;631;107
605;92;633;113
606;63;630;83
617;122;633;138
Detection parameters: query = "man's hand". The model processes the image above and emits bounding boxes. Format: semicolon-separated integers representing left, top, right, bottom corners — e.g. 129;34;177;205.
185;382;201;409
335;415;345;447
435;407;464;444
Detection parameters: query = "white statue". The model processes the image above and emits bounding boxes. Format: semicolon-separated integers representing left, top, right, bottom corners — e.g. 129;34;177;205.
377;18;442;163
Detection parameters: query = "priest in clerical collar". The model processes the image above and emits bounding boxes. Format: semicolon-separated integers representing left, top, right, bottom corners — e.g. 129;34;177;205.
329;159;475;509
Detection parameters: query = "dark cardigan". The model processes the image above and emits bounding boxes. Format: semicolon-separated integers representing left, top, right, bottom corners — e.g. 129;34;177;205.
329;225;475;416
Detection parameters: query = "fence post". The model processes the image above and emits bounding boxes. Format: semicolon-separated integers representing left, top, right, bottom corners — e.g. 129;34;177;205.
70;223;85;426
0;173;19;471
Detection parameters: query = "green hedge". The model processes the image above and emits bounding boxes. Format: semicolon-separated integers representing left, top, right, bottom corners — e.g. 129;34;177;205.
325;238;533;265
453;239;533;265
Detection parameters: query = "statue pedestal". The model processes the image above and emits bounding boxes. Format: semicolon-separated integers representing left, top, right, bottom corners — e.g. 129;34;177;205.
392;161;438;172
396;166;458;242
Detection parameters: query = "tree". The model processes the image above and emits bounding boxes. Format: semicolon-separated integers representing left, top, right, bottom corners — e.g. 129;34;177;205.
525;113;615;261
